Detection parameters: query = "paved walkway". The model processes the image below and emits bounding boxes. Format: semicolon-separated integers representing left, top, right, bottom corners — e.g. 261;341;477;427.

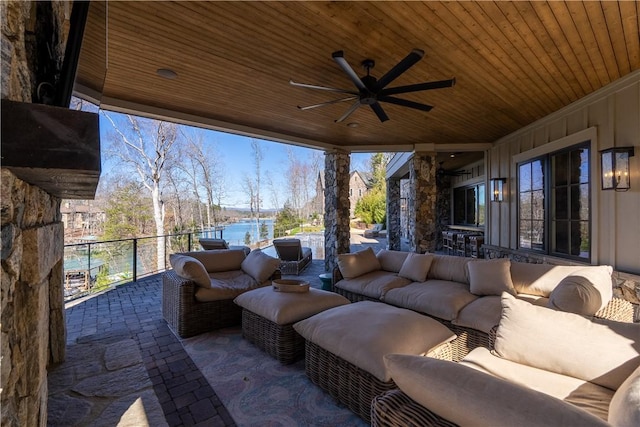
48;236;402;426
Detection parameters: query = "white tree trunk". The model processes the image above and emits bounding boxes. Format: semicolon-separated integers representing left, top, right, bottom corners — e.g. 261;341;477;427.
152;184;165;272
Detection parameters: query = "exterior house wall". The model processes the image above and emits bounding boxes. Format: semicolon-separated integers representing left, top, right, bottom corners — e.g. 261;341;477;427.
348;171;370;219
1;1;71;425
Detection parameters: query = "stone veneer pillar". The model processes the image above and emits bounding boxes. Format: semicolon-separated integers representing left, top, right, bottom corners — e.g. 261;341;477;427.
408;152;438;253
324;150;350;271
1;1;70;425
386;178;401;250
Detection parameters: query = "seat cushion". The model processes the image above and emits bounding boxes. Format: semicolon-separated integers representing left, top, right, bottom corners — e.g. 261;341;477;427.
452;296;502;333
385;354;608;427
240;249;280;283
294;301;455;382
383;280;478;321
194;270;264;302
463;347;614;421
495;293;640;390
337;247;381;278
376;249;409;273
234;287;350;325
335;270;411;299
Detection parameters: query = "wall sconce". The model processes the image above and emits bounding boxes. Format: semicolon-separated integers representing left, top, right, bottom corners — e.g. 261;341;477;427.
600;147;635;191
490;178;507;202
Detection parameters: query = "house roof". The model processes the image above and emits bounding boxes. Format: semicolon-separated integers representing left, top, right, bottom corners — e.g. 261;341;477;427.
74;1;639;169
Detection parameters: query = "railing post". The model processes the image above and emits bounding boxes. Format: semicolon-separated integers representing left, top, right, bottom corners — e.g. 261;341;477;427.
164;234;168;270
188;232;192;252
132;238;138;282
87;243;91;288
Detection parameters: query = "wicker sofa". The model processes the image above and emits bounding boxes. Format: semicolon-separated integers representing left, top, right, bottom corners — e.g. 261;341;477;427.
162;248;281;338
333;248;634;361
371;293;640;426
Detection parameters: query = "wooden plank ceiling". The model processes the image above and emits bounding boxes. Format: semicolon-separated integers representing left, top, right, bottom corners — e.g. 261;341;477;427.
75;1;640;161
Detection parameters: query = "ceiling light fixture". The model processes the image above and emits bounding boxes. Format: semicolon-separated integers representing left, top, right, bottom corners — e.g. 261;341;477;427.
156;68;177;79
347;122;359;128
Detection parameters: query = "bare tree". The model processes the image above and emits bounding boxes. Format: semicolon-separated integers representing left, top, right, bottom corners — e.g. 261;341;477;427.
103;114;177;272
250;139;263;238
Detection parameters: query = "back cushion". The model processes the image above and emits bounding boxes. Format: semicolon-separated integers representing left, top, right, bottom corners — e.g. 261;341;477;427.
510;262;587;297
495;293;640;390
179;249;246;272
337;247;381;279
427;254;474;284
376;249;409;273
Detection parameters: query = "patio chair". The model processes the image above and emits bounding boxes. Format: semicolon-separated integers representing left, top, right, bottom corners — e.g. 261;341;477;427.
273;238;312;275
198;238;229;250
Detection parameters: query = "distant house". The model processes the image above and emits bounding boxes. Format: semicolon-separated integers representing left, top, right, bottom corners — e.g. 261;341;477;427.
61;200;105;243
312;170;374;220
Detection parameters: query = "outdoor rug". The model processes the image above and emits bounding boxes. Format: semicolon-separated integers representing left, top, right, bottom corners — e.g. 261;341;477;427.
183;326;367;427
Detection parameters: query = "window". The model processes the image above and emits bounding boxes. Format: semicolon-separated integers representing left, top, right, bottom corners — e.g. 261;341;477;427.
518;143;590;260
453;184;485;226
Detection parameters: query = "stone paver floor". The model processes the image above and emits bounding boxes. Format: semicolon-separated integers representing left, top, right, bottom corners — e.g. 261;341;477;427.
47;236;402;426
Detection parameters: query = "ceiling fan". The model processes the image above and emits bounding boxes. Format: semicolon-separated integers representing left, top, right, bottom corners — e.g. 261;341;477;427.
437;162;470;178
290;49;455;123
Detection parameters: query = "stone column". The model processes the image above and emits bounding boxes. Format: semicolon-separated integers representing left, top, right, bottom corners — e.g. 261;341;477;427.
386;178;401;250
435;174;452;251
324;150;350;272
408;152;438;253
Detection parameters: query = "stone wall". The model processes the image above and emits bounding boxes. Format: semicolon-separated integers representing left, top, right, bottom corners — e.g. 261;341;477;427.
1;1;71;426
407;153;438;253
386;178;401;251
324;151;350;271
484;244;640;322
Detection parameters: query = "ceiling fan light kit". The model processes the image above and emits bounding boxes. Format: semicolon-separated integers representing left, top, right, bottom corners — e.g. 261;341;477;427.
290;49;455;123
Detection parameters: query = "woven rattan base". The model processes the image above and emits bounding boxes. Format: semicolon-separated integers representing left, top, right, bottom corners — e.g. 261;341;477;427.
241;309;305;364
371;389;459;427
304;340;396;422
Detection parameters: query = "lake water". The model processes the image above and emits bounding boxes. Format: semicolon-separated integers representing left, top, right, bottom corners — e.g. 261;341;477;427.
201;219;275;246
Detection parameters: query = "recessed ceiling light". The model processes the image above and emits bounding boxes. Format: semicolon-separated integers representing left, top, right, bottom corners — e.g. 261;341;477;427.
347;122;359;128
156;68;177;79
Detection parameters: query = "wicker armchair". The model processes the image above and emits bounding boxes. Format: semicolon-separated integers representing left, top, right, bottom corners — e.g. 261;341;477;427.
273;238;312;275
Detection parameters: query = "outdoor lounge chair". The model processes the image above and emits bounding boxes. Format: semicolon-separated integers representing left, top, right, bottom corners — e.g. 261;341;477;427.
273;238;312;275
199;238;229;250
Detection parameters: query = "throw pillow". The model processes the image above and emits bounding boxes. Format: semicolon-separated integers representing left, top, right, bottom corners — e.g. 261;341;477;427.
337;247;381;279
241;249;281;283
384;354;608;427
398;252;433;282
169;254;210;288
609;364;640;427
494;293;640;390
467;258;516;296
547;266;613;316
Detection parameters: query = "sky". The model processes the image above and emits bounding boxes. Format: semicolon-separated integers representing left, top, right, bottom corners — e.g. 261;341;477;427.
96;109;373;209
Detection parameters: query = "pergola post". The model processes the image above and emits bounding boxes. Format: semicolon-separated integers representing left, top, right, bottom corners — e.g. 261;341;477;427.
324;150;351;271
386;177;402;250
408;152;438;253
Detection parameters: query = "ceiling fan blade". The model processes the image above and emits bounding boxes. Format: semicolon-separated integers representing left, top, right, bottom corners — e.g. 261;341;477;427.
380;78;456;96
335;100;361;123
297;96;357;111
375;49;425;90
289;79;358;95
332;51;367;91
378;96;433;112
370;102;389;122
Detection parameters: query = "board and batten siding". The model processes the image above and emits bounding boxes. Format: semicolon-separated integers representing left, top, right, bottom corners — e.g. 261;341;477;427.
487;70;640;275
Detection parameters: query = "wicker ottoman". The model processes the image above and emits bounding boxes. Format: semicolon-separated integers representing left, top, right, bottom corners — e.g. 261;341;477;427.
293;301;456;422
234;286;350;364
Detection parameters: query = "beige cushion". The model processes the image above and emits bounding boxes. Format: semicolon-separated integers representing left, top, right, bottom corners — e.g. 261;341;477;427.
398;253;433;282
609;364;640;426
194;270;263;302
463;347;614;422
169;254;210;288
427;254;475;284
547;266;613;315
179;249;247;273
240;249;280;283
376;249;409;273
467;258;516;296
334;270;411;299
516;293;550;307
382;280;478;321
337;247;381;279
234;287;350;325
453;296;502;333
385;354;609;427
495;293;640;390
510;262;587;297
293;301;455;382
